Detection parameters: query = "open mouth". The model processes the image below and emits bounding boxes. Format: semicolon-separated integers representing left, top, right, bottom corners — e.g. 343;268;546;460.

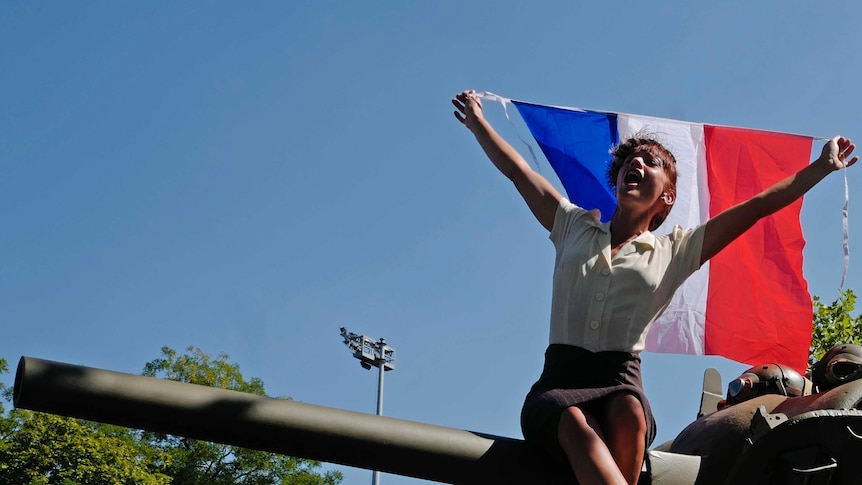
623;169;643;185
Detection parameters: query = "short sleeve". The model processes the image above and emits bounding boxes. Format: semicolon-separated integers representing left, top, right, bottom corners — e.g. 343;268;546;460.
670;223;707;278
549;198;589;247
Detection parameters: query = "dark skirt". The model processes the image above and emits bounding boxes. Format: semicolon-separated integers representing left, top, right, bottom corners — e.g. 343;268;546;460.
520;344;656;466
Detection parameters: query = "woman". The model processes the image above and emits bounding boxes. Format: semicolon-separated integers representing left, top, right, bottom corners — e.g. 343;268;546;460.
452;89;856;485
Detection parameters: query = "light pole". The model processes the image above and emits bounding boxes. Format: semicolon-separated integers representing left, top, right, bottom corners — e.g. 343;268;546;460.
339;326;396;485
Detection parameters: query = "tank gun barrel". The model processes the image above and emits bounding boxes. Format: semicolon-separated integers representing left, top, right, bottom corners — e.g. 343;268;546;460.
13;356;699;484
13;356;570;484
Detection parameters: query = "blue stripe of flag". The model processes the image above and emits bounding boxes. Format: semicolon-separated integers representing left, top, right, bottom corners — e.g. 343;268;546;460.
512;101;619;222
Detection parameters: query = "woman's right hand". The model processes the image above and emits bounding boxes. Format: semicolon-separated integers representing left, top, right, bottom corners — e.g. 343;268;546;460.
452;89;483;131
450;89;561;231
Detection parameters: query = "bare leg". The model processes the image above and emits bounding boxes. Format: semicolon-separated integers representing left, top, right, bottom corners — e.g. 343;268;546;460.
557;406;627;485
604;393;647;485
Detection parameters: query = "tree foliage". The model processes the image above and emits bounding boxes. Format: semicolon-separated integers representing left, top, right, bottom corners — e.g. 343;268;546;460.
0;357;8;415
0;348;342;485
0;410;171;485
140;346;342;485
810;289;862;366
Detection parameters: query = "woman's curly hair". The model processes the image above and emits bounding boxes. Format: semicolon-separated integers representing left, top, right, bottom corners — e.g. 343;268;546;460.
607;134;679;231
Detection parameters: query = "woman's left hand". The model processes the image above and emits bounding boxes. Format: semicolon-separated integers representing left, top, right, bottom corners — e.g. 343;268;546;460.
819;136;858;171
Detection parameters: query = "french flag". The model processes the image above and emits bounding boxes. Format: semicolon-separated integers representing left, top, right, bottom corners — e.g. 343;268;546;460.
511;99;814;373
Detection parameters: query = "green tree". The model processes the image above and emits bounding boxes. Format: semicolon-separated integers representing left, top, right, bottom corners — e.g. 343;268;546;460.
141;346;342;485
810;289;862;366
0;359;170;485
0;357;8;414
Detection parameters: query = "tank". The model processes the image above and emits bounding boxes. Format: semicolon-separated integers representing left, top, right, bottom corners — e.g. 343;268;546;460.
14;351;862;484
664;346;862;484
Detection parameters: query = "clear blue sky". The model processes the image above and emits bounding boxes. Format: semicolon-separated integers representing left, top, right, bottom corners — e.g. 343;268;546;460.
3;2;861;484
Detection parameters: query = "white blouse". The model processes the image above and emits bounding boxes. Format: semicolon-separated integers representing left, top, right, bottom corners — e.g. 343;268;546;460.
548;198;706;352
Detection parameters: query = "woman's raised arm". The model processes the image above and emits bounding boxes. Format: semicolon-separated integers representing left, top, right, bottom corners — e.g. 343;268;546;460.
453;90;562;232
700;136;858;265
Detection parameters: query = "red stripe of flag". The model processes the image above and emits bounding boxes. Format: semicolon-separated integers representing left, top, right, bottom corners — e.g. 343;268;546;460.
703;125;813;372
